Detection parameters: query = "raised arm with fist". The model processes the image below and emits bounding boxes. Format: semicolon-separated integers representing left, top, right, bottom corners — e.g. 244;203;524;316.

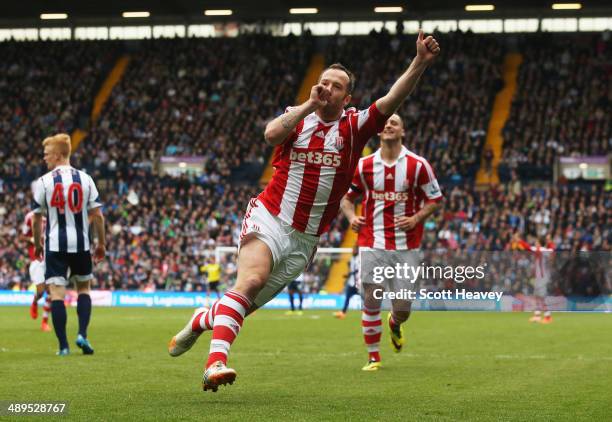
416;29;441;64
375;30;441;116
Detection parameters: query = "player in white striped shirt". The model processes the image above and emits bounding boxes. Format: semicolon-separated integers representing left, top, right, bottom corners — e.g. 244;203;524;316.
168;31;441;391
341;113;443;371
31;134;106;356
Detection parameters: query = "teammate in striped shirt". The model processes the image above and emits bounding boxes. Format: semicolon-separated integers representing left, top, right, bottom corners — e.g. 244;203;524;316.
341;113;443;371
31;134;106;356
22;210;51;331
168;30;441;391
514;234;555;324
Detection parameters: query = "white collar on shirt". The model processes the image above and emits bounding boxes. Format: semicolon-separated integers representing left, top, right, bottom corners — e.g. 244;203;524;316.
375;145;409;167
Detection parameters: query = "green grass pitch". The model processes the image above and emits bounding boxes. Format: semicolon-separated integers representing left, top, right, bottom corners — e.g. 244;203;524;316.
1;307;611;421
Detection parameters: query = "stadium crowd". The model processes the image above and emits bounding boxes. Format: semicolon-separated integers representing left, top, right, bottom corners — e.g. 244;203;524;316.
0;34;339;293
0;31;609;296
78;35;313;185
0;179;344;292
3;175;608;293
501;32;611;180
0;40;117;186
326;30;504;185
424;176;610;253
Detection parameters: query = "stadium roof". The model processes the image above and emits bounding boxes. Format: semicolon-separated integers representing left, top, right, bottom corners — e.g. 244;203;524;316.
2;1;612;26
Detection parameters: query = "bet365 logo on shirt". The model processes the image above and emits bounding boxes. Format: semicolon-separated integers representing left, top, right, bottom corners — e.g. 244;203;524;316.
371;190;411;201
290;148;341;168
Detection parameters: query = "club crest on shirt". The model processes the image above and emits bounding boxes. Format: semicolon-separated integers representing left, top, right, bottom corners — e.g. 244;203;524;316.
335;136;344;151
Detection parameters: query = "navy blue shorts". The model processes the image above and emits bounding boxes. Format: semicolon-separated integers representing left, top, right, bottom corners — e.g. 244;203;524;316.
45;251;93;286
345;285;359;296
288;280;302;291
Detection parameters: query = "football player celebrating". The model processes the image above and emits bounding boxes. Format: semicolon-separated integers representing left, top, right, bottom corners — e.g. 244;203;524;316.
341;112;443;371
169;30;440;391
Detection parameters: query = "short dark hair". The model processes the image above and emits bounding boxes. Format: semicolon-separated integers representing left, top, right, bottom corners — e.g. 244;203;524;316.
322;63;355;95
389;113;405;128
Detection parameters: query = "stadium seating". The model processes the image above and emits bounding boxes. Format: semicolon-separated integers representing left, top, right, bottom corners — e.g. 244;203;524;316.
78;35;313;185
0;35;337;291
423;178;610;253
0;40;114;290
1;32;609;294
4;176;607;291
0;40;117;185
325;30;505;184
501;33;611;180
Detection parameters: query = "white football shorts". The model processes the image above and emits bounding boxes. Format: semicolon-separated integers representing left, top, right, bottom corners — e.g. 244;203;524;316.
29;260;46;286
239;198;318;308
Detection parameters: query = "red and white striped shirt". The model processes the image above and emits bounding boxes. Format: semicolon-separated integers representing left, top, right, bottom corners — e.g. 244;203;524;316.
517;240;555;280
347;146;443;250
22;211;46;261
258;103;388;236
